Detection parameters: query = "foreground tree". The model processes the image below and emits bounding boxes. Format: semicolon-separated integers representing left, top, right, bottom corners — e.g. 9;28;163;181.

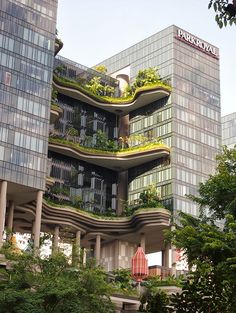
188;145;236;220
0;253;114;313
166;146;236;312
208;0;236;27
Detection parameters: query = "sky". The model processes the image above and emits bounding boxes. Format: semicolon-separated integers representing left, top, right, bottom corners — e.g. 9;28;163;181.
56;0;236;117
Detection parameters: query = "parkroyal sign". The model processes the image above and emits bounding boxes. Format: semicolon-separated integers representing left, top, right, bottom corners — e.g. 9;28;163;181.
176;29;218;58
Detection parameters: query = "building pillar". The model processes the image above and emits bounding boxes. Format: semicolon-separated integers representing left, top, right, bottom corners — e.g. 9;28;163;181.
34;190;43;253
75;230;81;256
7;200;15;232
162;244;170;268
95;234;101;265
52;226;60;254
0;181;7;248
118;114;129;138
114;239;120;269
170;225;177;276
140;233;145;253
171;246;177;276
7;200;15;242
83;247;87;265
117;170;128;215
32;221;35;239
73;230;81;264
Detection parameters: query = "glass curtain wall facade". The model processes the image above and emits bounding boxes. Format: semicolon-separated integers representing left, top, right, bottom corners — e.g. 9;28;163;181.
0;0;57;190
222;112;236;147
98;25;221;216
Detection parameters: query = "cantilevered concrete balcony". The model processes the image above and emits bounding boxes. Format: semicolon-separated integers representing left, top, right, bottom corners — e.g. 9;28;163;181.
50;104;63;124
48;138;170;171
14;201;171;254
53;75;171;116
54;38;63;56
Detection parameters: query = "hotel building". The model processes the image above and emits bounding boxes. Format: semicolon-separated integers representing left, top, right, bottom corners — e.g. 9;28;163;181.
0;2;221;273
222;112;236;147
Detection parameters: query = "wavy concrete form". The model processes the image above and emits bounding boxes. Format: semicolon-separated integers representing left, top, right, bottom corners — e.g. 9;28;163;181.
53;77;171;115
16;201;170;238
50;105;63;124
48;140;170;171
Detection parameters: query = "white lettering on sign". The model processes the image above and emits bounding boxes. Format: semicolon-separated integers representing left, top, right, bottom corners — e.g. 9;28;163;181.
177;29;217;57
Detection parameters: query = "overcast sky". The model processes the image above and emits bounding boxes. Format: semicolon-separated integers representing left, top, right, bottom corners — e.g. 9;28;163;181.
56;0;236;117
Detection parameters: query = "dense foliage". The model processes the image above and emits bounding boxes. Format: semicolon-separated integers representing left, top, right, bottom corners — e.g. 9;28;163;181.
139;146;236;312
188;145;236;220
208;0;236;27
125;67;165;96
165;146;236;313
0;253;114;313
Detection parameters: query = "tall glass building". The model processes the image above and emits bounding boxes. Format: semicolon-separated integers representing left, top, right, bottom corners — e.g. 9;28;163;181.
0;0;58;247
222;112;236;147
98;25;221;217
0;20;222;274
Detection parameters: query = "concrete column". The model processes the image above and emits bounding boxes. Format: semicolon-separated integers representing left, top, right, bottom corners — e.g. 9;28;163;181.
6;200;15;242
114;239;120;269
162;244;170;268
7;200;14;232
170;225;177;276
83;248;87;265
32;221;35;239
140;233;145;253
75;230;81;247
0;181;7;248
53;226;60;254
117;170;128;215
171;246;177;276
74;230;81;264
34;190;43;252
118;114;129;138
95;234;101;265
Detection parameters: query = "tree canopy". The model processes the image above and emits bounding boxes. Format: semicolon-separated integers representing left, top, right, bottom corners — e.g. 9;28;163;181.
208;0;236;27
0;253;114;313
188;146;236;220
165;146;236;313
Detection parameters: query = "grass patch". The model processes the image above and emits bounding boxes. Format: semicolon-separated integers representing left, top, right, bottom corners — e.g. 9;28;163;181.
49;137;170;155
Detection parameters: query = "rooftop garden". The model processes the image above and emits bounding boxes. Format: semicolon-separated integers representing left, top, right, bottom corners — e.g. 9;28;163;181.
53;65;171;104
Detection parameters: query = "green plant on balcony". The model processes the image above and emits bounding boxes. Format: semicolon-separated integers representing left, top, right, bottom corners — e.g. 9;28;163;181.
94;65;108;74
133;67;161;88
71;195;84;208
139;184;163;208
51;186;70;197
54;64;66;76
49;135;167;155
66;127;79;137
53;65;171;104
85;76;115;97
124;67;165;97
94;130;117;151
51;87;58;105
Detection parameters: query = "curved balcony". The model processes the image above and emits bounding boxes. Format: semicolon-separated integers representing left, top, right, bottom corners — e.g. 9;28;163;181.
48;137;170;171
50;104;63;124
54;37;63;56
15;201;171;253
53;75;171;115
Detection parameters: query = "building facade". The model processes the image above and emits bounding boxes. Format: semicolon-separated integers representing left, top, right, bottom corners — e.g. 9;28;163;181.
98;25;221;217
0;0;58;247
222;112;236;147
0;15;221;274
